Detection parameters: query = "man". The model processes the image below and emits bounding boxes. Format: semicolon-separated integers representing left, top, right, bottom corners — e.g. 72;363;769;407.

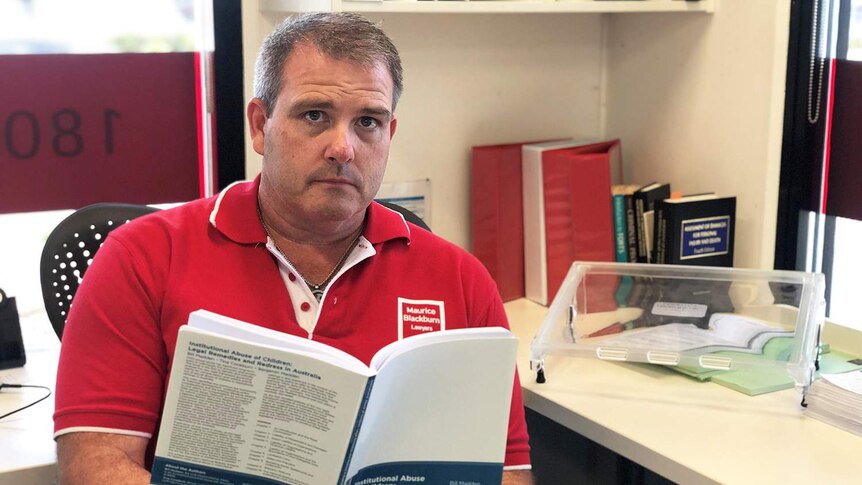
54;12;533;484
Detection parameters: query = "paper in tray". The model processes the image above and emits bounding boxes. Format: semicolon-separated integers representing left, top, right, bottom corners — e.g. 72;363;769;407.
530;262;825;388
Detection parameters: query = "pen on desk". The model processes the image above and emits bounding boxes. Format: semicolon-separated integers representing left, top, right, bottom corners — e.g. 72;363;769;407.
587;322;626;338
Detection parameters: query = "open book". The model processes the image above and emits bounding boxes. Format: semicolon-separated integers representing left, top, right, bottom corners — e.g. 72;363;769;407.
588;314;792;355
150;310;517;485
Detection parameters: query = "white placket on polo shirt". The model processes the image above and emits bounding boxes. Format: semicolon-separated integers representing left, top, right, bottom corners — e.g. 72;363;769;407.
265;236;375;337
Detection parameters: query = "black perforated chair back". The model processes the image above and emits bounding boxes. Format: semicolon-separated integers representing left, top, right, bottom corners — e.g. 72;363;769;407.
40;203;159;340
375;200;430;232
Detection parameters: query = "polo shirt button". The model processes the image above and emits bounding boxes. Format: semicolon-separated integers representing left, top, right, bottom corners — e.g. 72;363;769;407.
288;273;297;282
300;302;311;312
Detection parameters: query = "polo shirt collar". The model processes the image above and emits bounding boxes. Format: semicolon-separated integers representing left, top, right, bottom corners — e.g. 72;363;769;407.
208;175;412;246
365;201;413;245
209;176;265;245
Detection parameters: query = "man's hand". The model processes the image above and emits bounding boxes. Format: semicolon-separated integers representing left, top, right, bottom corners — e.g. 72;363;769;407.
502;470;535;485
57;432;150;485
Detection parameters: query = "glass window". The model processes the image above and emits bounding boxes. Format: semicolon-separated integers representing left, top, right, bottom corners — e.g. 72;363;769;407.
849;2;862;60
778;0;862;332
0;0;214;343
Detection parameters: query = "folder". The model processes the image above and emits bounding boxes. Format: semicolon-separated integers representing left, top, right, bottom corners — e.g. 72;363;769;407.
522;139;620;306
471;141;537;301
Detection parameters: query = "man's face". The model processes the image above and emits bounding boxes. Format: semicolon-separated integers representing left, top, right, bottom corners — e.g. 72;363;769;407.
250;42;397;226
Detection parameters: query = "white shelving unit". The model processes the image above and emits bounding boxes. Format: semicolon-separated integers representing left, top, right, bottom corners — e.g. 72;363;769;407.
243;1;791;271
260;0;715;15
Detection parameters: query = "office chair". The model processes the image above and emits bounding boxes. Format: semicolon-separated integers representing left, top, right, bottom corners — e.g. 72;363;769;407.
376;200;431;232
40;203;159;340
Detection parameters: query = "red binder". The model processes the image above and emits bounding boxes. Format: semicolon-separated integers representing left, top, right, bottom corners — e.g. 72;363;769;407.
523;140;619;306
471;142;533;302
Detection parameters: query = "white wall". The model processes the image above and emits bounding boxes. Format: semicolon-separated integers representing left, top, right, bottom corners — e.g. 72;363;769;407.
243;7;604;250
604;1;791;269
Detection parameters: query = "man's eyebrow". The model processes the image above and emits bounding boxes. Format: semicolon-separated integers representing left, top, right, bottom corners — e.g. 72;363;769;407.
360;106;393;120
290;100;335;113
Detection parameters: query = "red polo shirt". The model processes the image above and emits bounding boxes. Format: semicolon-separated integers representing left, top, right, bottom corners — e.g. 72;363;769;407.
54;178;531;470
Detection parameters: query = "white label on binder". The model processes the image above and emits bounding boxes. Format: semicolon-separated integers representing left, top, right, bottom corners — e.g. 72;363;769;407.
651;302;707;318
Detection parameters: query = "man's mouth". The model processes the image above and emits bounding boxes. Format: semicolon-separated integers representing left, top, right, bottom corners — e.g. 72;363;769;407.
315;177;356;187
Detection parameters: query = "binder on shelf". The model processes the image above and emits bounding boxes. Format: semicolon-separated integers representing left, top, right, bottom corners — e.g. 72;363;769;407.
522;139;619;306
653;193;736;267
471;140;543;301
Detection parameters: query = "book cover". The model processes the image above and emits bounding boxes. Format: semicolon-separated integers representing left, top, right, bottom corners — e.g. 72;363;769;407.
632;182;671;263
522;139;618;306
471;142;537;302
654;194;736;267
611;184;640;307
611;184;641;264
150;310;517;485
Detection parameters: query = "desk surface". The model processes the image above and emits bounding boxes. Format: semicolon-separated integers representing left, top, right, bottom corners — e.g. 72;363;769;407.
4;301;862;485
505;298;862;485
0;314;60;485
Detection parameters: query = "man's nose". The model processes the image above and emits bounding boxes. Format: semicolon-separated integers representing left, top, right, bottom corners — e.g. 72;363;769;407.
324;124;355;165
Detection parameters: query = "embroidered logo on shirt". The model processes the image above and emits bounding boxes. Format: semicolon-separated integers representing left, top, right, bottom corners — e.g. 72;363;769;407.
398;298;446;339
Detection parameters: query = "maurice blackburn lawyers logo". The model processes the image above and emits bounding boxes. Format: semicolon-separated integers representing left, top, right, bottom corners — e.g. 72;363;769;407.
398;298;446;339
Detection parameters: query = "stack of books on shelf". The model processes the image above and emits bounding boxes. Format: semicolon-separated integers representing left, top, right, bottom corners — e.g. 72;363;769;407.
804;370;862;436
470;136;738;307
612;183;737;267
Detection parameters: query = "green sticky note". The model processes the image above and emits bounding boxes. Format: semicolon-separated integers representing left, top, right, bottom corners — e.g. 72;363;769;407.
709;343;862;396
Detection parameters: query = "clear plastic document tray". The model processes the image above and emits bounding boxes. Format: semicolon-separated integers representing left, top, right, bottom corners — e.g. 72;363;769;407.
530;262;825;388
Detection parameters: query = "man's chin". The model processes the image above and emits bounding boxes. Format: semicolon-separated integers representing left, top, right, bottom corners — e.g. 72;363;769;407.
308;199;369;224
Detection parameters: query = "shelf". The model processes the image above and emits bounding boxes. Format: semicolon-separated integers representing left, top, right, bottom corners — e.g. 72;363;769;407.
260;0;716;15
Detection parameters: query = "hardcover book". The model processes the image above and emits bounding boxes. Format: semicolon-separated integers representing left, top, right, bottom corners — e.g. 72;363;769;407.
653;194;736;267
611;184;641;306
150;310;517;485
611;184;641;264
632;182;671;263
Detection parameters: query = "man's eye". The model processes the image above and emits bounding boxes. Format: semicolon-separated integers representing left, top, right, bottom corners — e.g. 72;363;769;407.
305;111;323;122
358;117;379;129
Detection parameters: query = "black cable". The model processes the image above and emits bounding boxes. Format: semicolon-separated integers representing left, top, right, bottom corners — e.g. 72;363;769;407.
0;383;52;420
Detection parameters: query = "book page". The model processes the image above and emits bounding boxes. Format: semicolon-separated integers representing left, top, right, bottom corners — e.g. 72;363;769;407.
187;310;369;374
823;370;862;395
369;326;512;370
151;325;372;485
592;314;791;354
345;329;517;484
643;210;655;262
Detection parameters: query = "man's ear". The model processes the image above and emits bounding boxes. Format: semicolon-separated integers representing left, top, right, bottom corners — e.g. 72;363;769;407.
247;98;268;156
389;116;398;140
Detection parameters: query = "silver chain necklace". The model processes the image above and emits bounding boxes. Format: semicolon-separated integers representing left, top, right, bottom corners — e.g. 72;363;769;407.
258;208;363;301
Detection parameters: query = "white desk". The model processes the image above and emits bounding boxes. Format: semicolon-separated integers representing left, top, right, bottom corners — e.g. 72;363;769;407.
0;315;60;485
4;301;861;485
505;298;862;485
